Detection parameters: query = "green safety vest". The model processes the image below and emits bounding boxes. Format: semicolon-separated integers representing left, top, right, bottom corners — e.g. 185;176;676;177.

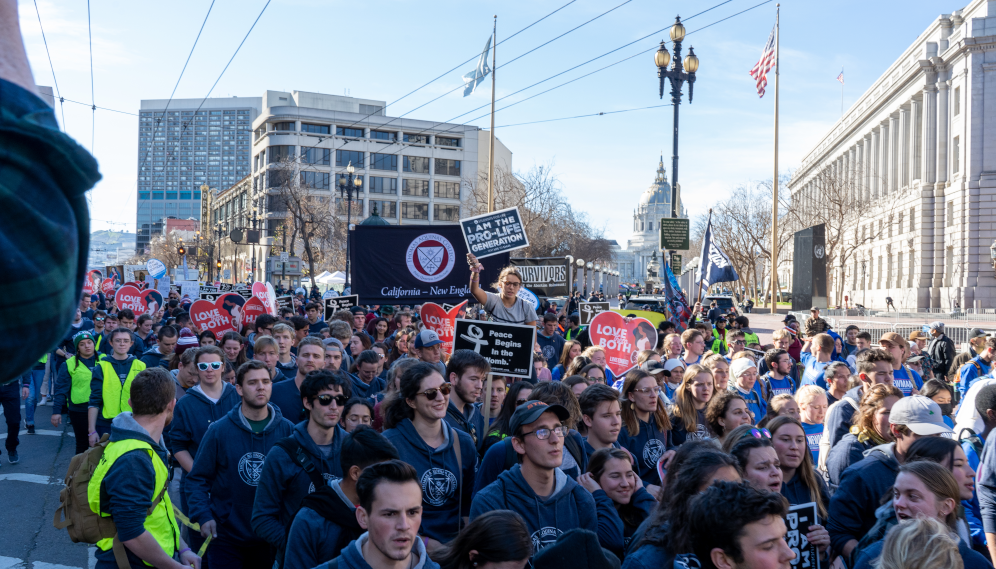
69;358;94;405
97;359;146;420
87;438;180;562
39;354;48;364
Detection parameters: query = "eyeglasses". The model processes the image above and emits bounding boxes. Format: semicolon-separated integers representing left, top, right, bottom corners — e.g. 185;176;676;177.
632;386;661;395
522;426;567;440
95;317;105;321
316;394;348;407
737;428;771;442
197;361;223;371
515;399;529;406
417;383;452;400
502;281;522;288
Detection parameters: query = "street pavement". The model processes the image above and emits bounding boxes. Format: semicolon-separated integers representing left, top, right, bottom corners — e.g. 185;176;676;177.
0;401;93;569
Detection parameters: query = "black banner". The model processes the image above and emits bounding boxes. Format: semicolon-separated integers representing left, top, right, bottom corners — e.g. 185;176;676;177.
199;292;225;302
579;302;610;326
460;207;529;259
325;295;359;320
785;502;820;569
350;225;509;305
218;283;233;292
453;319;535;378
510;257;570;297
276;295;293;311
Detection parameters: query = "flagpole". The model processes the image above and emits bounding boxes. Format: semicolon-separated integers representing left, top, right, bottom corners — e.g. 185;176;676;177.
840;68;844;116
487;15;497;214
697;209;712;305
769;4;780;314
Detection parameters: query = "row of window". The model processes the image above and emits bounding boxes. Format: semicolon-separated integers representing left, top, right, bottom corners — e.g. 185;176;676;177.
140;110;251;117
138;191;204;200
363;201;459;221
262;123;460;147
258;147;459;176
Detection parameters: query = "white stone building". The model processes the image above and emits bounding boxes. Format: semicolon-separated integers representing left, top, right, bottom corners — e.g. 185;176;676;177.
787;0;996;310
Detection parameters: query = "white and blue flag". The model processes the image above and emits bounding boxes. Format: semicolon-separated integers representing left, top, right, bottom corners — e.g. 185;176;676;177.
462;36;492;97
695;212;739;297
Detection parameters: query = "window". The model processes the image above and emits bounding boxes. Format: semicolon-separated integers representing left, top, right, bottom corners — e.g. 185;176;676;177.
370;130;395;141
954;87;961;116
301;171;330;189
268;145;295;164
434;181;460;199
910;207;915;233
953;136;960;174
435;158;460;176
336;150;364;168
153;192;164;200
301;147;331;165
268;170;290;188
336;126;363;137
371;153;398;171
139;192;150;200
948;200;955;225
369;177;397;194
404;133;428;144
403;179;430;197
301;123;330;134
273;122;295;132
898;212;903;234
371;200;397;218
897;252;903;287
402;202;429;220
194;191;201;200
434;204;460;221
436;136;460;147
404;156;430;174
180;192;191;199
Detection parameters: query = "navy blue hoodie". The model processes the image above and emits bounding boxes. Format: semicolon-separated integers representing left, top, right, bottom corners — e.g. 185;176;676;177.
445;400;485;450
184;403;294;545
139;346;170;369
593;486;656;559
315;533;440;569
169;382;241;461
251;420;347;551
270;377;306;424
617;419;672;486
470;464;597;552
348;373;386;399
283;480;362;569
825;432;873;494
276;356;297;382
826;443;899;555
383;419;475;543
474;431;589;494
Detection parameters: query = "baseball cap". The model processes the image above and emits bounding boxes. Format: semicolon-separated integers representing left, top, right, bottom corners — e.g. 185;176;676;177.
907;355;925;364
929;321;945;331
782;315;797;324
641;360;669;377
509;400;570;436
878;332;905;349
908;330;928;341
414;329;443;349
968;328;988;339
810;306;820;312
889;395;953;435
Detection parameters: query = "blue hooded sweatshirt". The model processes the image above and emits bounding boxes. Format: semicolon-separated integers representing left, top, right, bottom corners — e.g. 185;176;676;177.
251;420;347;551
825;432;873;494
184;403;294;546
169;382;241;462
313;532;440;569
827;442;899;555
470;464;597;552
824;386;863;449
383;419;475;543
593;486;656;559
139;346;170;369
473;431;588;494
270;377;306;424
283;480;363;569
617;419;672;486
348;373;386;399
445;400;486;451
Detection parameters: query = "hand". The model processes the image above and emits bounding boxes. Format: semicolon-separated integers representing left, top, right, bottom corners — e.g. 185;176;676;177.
659;449;676;469
179;549;201;568
51;414;62;428
577;472;601;493
466;253;482;273
200;520;217;539
806;524;830;552
21;387;29;400
646;484;663;500
88;432;99;448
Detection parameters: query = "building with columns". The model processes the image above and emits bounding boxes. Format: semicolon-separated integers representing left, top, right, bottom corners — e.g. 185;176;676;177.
787;0;996;310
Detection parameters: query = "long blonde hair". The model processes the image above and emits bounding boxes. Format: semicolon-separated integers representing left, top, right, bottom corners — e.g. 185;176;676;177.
766;416;828;520
621;369;671;435
877;517;963;569
672;365;713;432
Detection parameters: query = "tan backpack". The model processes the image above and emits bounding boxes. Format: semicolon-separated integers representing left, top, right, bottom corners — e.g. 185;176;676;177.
53;433;168;569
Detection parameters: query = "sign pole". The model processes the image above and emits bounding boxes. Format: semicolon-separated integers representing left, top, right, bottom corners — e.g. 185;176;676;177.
769;4;780;314
487;16;497;214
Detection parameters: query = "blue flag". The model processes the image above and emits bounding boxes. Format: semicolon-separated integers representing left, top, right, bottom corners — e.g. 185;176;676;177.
695;213;739;299
462;36;492;97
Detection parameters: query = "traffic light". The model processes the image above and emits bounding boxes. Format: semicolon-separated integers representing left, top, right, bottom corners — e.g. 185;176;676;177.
177;245;186;256
216;259;222;269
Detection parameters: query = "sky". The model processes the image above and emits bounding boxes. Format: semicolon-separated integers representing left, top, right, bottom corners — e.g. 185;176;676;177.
16;0;960;249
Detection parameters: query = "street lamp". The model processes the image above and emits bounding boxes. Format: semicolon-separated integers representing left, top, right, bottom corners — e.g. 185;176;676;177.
249;203;259;283
656;16;699;221
337;162;363;289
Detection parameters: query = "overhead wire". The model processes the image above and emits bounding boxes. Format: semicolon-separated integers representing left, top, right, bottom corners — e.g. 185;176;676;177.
493;103;672;128
87;0;95;154
31;0;66;130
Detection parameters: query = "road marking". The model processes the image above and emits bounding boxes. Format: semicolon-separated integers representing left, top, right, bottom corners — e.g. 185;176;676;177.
0;556;24;569
0;429;65;441
0;560;84;569
34;563;83;569
0;473;54;485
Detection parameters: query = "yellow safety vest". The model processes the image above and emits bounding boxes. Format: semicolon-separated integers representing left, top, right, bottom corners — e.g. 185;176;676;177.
39;354;48;364
87;438;180;563
69;358;94;405
97;359;146;420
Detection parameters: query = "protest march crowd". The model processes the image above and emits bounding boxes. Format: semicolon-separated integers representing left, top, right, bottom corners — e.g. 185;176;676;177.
0;247;992;569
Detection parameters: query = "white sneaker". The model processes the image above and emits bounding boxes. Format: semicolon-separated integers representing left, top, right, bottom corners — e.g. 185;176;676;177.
39;396;50;406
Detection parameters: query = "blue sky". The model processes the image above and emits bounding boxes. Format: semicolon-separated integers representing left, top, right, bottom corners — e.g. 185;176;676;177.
17;0;957;247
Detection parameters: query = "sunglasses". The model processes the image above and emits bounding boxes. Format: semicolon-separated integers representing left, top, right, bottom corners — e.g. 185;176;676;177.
95;317;105;321
738;428;771;442
197;361;223;371
316;394;348;407
417;383;452;400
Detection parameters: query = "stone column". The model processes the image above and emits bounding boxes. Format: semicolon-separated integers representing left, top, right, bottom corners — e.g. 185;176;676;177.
890;113;901;193
849;146;858;201
879;120;890;196
922;79;939;307
856;140;865;201
899;105;910;189
870;129;880;198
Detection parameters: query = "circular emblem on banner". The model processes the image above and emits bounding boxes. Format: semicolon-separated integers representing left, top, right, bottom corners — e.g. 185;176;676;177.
814;245;825;259
406;233;455;283
238;452;266;486
420;468;458;506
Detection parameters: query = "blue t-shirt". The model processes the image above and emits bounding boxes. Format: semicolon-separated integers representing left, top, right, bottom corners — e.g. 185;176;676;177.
892;365;924;397
765;375;796;397
802;422;824;463
800;352;829;388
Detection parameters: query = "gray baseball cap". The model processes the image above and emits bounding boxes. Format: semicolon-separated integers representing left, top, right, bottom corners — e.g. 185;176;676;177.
889;395;952;435
510;401;570;435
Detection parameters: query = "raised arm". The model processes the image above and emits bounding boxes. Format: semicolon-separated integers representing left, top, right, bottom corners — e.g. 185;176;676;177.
467;253;488;306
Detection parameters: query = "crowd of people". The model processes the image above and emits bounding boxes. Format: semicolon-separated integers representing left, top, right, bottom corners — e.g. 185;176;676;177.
2;256;992;569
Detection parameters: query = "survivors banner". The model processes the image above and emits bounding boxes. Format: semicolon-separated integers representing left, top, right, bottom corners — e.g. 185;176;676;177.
453;319;534;378
351;225;509;305
459;206;529;259
510;257;570;297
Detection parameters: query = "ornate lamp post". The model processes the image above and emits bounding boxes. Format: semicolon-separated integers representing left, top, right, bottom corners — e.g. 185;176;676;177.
655;17;699;220
336;162;363;289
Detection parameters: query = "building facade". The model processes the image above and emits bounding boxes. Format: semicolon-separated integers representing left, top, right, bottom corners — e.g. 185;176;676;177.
615;158;686;286
787;0;996;310
135;96;261;252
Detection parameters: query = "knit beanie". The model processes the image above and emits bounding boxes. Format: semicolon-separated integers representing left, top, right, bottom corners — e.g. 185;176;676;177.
175;327;199;357
73;330;96;351
730;357;757;379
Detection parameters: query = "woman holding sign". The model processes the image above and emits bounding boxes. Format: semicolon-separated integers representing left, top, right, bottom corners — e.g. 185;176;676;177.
467;253;536;326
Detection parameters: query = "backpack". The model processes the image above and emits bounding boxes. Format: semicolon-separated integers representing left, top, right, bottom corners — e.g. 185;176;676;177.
959;427;984;459
53;434;169;569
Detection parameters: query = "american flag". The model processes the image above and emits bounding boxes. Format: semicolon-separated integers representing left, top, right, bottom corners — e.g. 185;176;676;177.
837;69;844;84
749;25;776;98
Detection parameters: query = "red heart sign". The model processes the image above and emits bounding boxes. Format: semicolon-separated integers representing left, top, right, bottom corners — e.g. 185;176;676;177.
115;285;148;314
83;270;103;296
242;296;269;329
588;311;658;377
124;281;148;291
140;289;164;315
420;301;467;354
190;293;245;336
252;281;277;316
100;279;117;295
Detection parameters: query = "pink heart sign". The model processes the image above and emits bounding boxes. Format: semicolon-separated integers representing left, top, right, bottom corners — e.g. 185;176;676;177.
242;296;269;330
252;281;277;316
190;293;245;336
419;301;467;354
100;279;117;296
115;285;148;314
588;311;658;377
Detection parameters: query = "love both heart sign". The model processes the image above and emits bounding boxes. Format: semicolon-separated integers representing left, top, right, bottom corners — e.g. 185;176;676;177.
587;311;658;377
